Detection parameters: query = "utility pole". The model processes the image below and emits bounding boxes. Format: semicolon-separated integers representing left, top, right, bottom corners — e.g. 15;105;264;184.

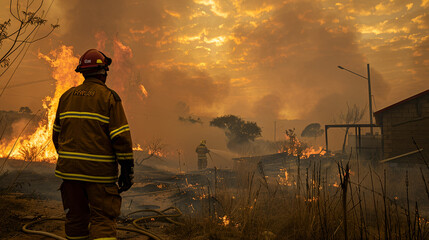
274;120;277;142
177;150;182;173
337;64;374;135
367;64;373;135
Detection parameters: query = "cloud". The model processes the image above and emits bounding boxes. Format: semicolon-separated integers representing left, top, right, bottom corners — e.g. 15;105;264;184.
50;0;393;127
412;13;429;29
225;0;391;122
342;0;413;16
144;67;230;110
357;22;410;35
410;36;429;90
252;94;282;121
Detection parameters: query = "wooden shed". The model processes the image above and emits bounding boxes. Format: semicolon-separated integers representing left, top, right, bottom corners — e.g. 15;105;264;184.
374;89;429;161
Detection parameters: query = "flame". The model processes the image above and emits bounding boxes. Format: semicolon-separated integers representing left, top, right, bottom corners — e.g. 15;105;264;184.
133;143;164;158
95;31;108;51
220;215;230;226
305;197;319;202
192;193;208;200
133;144;143;151
277;131;325;159
114;38;133;56
110;37;133;102
139;84;148;98
148;149;164;158
0;46;82;162
301;146;326;159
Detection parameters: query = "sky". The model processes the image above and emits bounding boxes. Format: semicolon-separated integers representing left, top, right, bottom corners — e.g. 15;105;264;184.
0;0;428;162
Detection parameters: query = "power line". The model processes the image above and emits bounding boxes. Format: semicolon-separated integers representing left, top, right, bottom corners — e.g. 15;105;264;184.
0;78;54;90
0;0;56;99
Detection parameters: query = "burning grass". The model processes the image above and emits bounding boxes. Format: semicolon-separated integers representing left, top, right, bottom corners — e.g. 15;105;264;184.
0;46;82;162
1;152;428;240
168;157;429;240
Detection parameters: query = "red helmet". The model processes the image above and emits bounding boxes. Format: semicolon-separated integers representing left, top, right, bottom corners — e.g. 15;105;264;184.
75;49;112;73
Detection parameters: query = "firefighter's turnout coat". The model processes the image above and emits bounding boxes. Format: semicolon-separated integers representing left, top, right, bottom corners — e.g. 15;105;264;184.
196;144;209;160
53;77;133;183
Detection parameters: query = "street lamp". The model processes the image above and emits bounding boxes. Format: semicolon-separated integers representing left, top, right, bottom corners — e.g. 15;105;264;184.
337;64;373;134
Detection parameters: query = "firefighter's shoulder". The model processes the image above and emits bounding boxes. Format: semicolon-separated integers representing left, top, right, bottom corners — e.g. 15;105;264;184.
60;87;76;99
104;86;122;102
65;86;76;94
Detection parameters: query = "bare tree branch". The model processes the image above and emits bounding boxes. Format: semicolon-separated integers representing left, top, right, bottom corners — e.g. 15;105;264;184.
135;138;166;165
1;0;58;75
0;0;58;97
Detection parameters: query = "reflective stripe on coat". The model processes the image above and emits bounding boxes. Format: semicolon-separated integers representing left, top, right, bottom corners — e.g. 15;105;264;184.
196;144;209;159
53;77;134;183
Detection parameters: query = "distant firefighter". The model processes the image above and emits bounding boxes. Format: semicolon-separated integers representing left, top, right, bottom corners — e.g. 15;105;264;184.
196;140;210;170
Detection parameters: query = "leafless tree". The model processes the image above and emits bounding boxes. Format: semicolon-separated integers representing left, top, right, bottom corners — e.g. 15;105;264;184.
135;138;166;165
338;103;367;153
0;0;59;95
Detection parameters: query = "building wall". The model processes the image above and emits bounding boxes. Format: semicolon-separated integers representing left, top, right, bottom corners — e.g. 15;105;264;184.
380;94;429;159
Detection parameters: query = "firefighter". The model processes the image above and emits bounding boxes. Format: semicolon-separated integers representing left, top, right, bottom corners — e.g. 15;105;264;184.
196;140;210;170
52;49;134;240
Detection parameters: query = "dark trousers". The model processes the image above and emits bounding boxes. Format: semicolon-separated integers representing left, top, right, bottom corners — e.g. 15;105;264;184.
60;180;121;240
198;157;207;170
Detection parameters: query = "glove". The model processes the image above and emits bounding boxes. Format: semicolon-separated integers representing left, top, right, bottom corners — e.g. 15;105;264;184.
118;162;134;193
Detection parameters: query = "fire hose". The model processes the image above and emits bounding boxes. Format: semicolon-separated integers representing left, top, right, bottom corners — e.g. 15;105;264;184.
22;206;184;240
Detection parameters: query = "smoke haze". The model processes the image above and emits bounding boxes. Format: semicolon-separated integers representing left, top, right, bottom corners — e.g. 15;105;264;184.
1;0;428;167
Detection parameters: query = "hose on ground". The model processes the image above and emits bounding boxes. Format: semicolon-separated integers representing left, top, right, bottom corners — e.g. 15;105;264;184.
22;206;183;240
22;218;66;240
